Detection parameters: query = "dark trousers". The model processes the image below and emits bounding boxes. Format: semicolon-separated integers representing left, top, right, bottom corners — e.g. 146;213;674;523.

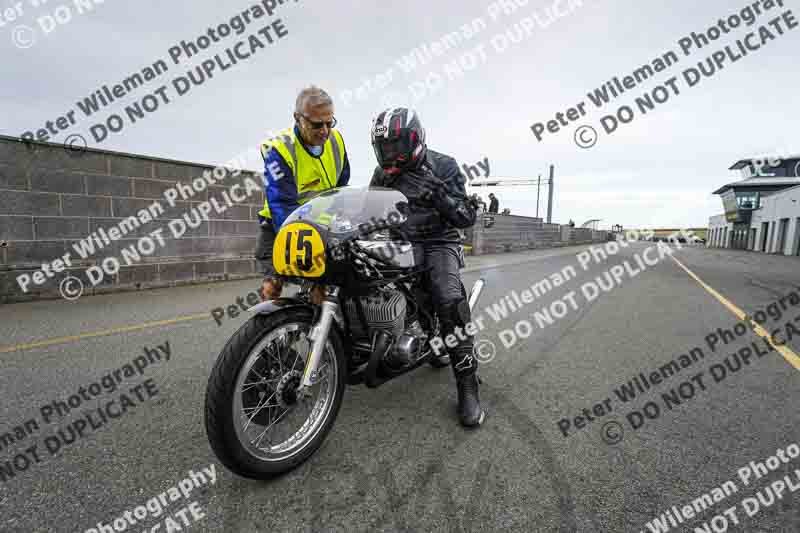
255;222;277;276
422;242;466;306
421;242;477;377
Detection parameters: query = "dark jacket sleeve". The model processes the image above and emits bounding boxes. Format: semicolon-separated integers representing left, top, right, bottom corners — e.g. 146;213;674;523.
431;155;477;229
262;148;299;230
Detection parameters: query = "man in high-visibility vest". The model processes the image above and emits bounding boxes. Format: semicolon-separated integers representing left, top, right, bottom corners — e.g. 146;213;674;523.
256;86;351;300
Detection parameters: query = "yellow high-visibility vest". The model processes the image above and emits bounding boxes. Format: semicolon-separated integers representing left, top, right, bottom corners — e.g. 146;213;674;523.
259;128;346;221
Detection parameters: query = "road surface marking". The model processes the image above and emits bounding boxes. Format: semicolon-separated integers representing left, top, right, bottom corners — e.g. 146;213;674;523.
670;255;800;370
0;313;209;354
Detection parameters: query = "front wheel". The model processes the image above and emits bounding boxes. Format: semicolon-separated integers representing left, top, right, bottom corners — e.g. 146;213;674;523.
204;308;347;479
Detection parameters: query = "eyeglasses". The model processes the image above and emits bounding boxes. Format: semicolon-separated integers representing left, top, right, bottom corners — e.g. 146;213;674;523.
300;114;337;130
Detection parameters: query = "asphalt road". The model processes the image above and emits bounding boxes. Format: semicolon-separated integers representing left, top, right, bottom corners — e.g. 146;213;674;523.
1;241;799;533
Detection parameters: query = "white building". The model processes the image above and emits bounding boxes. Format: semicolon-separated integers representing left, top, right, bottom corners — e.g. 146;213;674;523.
708;156;800;256
749;184;800;255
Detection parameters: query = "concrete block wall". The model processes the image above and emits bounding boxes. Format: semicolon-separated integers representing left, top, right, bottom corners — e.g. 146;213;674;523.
466;215;610;255
472;214;537;254
0;136;265;303
570;227;594;244
540;223;564;247
470;214;566;255
591;230;608;243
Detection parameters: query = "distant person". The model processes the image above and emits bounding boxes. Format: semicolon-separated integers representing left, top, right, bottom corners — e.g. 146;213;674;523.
256;85;350;301
501;208;510;215
488;193;499;214
568;219;575;227
470;193;486;213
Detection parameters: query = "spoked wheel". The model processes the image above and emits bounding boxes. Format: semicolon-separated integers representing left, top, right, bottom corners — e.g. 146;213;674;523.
205;308;346;479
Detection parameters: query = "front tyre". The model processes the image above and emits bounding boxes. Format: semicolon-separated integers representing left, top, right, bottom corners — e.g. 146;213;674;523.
204;308;346;479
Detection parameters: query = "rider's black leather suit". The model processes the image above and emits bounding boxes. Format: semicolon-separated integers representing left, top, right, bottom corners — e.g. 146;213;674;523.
370;149;480;377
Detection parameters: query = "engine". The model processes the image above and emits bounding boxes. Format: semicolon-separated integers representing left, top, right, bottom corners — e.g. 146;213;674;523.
343;288;428;369
343;288;407;340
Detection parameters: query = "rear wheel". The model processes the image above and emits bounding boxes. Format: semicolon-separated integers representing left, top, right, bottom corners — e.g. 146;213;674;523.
205;308;346;479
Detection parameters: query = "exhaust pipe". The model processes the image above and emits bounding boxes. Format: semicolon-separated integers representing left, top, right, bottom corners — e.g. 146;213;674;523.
468;278;486;312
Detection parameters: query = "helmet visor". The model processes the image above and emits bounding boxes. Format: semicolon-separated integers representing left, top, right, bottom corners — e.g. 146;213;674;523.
374;130;420;168
376;139;411;164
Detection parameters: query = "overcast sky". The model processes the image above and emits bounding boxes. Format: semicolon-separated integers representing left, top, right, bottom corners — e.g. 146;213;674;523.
2;0;798;229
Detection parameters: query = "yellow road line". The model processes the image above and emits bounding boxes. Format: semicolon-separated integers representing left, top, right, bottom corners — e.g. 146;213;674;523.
670;255;800;370
0;313;210;354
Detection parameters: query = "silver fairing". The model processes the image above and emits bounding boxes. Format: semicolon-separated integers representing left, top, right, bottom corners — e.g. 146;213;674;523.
354;240;419;268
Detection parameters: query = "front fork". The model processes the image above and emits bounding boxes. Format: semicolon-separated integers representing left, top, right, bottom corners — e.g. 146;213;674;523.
299;286;340;390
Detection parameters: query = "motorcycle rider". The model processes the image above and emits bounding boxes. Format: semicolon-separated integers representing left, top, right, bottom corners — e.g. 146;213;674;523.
369;107;485;428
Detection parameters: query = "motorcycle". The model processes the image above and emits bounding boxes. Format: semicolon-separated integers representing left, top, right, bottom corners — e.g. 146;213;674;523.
204;186;486;479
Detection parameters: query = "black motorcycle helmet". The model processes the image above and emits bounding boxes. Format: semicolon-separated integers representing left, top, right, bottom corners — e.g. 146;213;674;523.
370;107;427;175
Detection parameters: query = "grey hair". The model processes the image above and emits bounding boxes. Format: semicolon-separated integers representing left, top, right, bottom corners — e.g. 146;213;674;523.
295;86;333;113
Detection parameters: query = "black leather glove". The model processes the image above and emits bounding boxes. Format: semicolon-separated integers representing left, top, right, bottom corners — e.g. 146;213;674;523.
419;170;450;207
394;201;409;216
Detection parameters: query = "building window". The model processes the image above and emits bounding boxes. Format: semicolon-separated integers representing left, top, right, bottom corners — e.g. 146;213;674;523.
736;192;760;209
761;166;788;177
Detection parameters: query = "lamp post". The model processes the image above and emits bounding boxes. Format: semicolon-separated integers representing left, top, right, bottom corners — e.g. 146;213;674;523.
536;174;541;218
547;165;554;224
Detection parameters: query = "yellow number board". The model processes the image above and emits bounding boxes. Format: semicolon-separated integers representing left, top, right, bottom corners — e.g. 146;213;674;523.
273;223;326;277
